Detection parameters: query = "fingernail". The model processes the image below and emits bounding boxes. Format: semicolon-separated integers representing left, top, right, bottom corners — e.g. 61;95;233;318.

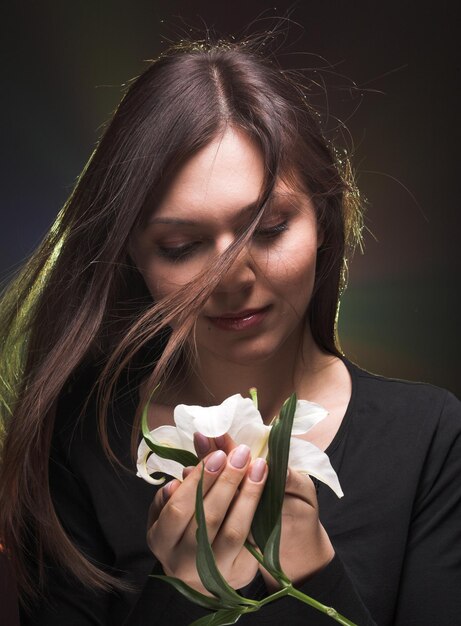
162;481;174;504
230;444;251;469
194;432;211;457
205;450;227;472
249;458;267;483
214;435;226;448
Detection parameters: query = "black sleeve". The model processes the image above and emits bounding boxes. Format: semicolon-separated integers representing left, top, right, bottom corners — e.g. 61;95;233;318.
20;377;157;626
125;555;376;625
251;556;376;625
392;391;461;625
20;450;114;625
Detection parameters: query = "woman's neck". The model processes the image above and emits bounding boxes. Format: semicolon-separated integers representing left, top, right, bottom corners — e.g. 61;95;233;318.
170;327;339;423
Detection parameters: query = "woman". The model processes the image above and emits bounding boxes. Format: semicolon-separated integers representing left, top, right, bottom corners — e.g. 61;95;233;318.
0;37;460;626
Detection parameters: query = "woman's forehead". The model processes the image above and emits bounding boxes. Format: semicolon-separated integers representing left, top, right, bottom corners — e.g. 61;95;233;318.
158;129;264;210
147;186;310;226
143;128;311;225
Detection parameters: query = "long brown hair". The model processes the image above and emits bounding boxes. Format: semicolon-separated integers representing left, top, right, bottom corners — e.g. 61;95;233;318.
0;34;363;598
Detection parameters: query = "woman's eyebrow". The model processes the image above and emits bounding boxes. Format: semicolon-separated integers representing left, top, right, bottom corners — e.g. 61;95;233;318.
147;194;297;226
148;217;202;226
148;200;259;226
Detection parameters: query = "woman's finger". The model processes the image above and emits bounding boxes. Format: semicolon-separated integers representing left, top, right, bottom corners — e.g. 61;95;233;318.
285;469;318;509
193;432;215;458
181;444;252;547
182;465;195;480
212;457;268;567
212;433;237;455
147;478;181;529
193;431;237;458
148;450;227;552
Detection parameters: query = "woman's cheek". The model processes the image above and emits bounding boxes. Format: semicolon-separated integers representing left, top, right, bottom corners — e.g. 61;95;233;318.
143;263;203;301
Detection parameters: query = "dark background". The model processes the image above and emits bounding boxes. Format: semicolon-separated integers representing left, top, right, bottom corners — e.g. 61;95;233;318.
3;1;460;395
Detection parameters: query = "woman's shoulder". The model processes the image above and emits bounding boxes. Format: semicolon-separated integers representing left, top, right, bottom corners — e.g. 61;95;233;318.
52;364;140;466
343;357;461;437
345;357;458;406
336;359;461;513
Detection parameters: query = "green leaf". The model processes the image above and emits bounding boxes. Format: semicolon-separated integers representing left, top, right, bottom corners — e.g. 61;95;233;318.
141;390;199;467
251;393;297;559
149;575;223;610
195;466;257;608
190;607;250;626
260;522;289;584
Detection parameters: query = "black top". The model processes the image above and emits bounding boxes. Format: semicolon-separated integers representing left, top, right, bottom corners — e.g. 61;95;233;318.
20;360;461;625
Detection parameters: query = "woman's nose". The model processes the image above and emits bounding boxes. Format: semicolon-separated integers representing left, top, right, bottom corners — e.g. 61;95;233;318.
213;244;256;294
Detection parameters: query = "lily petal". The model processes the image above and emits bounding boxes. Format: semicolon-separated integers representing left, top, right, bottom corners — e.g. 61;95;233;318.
289;437;344;498
174;394;262;439
223;395;266;440
174;401;230;439
136;439;171;485
291;400;329;435
143;451;185;483
147;424;192;450
136;426;193;484
193;395;238;437
231;422;271;459
151;424;196;454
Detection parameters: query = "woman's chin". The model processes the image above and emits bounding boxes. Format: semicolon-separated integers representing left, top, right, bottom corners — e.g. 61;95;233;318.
199;335;297;369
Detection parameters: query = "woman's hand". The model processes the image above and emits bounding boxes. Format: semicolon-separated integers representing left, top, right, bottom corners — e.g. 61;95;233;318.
260;468;335;590
147;444;268;594
192;433;335;590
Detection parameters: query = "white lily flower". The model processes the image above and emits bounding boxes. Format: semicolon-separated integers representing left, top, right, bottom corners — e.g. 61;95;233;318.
137;393;343;498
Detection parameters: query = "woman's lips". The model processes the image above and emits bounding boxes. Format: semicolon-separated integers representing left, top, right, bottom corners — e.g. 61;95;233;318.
206;306;271;331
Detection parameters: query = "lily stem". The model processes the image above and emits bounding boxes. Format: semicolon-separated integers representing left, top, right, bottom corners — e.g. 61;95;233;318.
287;585;358;626
257;587;290;607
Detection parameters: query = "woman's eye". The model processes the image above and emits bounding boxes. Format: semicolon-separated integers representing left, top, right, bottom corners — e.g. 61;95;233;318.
254;220;289;240
157;241;201;262
155;221;288;261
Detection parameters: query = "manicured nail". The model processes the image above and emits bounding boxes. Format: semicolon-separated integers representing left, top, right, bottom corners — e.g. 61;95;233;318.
205;450;227;472
214;435;226;449
249;458;267;483
194;432;211;457
230;444;251;469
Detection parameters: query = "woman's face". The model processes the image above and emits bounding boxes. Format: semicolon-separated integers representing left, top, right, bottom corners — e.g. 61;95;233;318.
131;128;322;366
